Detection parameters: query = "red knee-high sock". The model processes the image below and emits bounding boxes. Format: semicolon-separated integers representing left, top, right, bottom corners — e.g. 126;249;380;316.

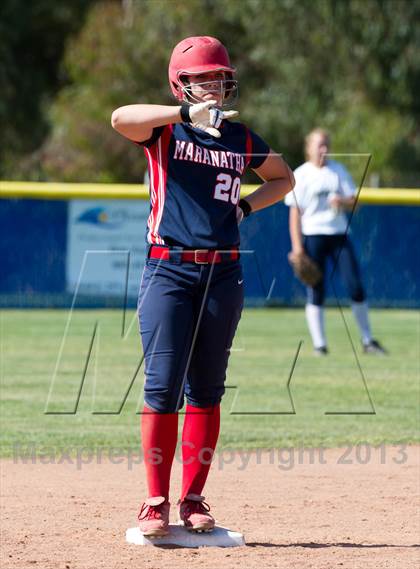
141;405;178;500
181;404;220;500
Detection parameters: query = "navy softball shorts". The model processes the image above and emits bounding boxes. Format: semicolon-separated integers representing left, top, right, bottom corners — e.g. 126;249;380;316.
304;234;365;306
137;256;244;413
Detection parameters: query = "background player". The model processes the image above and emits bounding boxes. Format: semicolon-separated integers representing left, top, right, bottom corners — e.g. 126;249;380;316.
285;128;387;356
111;36;295;536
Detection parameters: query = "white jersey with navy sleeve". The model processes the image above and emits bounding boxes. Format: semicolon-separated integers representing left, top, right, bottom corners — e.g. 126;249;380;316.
284;159;356;235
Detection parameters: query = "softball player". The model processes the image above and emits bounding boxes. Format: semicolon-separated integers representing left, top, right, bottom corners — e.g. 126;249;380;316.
111;36;295;536
285;128;387;356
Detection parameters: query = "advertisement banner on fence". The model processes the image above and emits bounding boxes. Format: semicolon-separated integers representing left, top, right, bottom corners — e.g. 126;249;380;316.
67;200;149;297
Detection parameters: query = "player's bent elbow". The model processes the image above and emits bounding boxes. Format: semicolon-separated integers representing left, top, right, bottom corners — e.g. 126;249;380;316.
279;170;295;200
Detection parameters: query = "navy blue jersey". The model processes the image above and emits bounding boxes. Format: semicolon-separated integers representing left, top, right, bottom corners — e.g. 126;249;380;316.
136;120;270;248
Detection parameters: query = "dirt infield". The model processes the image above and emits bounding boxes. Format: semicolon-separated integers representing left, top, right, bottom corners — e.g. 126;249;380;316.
1;446;419;569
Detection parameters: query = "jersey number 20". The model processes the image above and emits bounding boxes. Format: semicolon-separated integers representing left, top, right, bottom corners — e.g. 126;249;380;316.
214;173;241;205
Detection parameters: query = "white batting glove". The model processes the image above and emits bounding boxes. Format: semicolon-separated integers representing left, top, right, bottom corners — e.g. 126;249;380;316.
182;100;239;138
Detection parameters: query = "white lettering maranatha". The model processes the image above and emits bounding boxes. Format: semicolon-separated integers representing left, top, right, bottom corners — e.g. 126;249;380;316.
209;150;219;167
184;142;194;161
174;140;186;159
173;140;245;174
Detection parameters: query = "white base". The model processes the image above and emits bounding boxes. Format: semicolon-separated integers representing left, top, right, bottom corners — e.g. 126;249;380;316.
126;524;245;548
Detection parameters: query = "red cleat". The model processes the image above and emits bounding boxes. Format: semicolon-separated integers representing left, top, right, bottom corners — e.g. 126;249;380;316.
138;496;170;537
178;493;215;532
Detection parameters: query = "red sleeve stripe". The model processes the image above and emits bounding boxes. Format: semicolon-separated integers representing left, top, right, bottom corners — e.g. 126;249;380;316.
143;125;172;244
144;145;158;244
154;125;171;244
245;127;252;168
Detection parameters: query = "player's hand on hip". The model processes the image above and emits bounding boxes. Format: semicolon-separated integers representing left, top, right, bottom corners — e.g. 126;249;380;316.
187;100;238;138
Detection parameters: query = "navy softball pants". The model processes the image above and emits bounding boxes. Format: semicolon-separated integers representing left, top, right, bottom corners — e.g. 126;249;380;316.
304;234;365;306
137;256;244;413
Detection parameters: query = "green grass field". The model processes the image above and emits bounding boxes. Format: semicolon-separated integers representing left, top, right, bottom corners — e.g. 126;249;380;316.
0;308;418;457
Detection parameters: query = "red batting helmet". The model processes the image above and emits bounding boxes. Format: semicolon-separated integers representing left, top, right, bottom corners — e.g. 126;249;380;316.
168;36;238;106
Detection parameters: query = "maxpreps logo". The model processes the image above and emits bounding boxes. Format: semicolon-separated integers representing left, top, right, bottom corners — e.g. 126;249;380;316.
76;207;142;229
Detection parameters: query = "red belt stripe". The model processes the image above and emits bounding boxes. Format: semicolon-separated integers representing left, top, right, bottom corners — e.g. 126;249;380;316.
149;246;239;264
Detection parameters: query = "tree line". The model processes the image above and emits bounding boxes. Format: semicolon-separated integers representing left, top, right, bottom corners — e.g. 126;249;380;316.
1;0;419;186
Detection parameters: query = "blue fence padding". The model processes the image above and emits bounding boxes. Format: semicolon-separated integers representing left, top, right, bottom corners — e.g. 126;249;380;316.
0;199;418;308
0;199;67;294
240;203;420;307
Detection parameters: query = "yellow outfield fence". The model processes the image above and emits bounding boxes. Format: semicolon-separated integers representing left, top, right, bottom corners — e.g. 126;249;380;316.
0;181;419;205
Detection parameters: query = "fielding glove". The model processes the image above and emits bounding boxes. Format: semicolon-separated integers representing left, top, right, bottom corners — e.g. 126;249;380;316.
288;251;323;287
